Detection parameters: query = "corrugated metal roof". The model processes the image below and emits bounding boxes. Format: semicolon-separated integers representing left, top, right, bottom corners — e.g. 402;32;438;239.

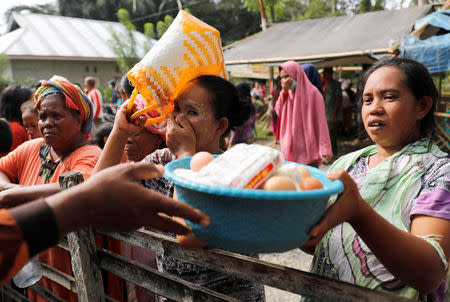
224;5;433;65
0;12;156;61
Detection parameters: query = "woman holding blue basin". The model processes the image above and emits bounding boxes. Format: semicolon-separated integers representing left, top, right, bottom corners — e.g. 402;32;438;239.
94;75;265;302
302;58;449;302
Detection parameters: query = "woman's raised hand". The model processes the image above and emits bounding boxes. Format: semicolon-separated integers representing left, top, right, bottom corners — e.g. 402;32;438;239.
301;170;364;251
166;114;196;159
114;103;148;137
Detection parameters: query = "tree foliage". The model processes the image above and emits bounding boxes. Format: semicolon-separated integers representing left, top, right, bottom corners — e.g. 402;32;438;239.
357;0;384;13
156;15;174;38
4;0;389;47
109;8;142;73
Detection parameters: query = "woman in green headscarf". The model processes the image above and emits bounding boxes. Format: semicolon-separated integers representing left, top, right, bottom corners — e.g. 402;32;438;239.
302;58;449;302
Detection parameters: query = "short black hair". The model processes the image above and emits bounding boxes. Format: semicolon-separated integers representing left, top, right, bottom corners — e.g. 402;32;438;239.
93;122;113;149
0;118;12;154
235;82;251;100
84;77;97;88
358;57;438;142
192;75;251;137
0;85;32;123
323;66;333;74
120;74;134;96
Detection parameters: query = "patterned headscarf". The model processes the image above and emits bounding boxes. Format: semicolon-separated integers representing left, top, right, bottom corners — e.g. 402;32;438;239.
34;80;94;140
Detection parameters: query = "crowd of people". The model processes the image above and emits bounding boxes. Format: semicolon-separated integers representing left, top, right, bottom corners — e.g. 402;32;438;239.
0;57;448;302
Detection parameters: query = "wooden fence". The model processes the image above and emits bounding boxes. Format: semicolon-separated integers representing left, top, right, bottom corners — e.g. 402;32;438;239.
1;169;449;302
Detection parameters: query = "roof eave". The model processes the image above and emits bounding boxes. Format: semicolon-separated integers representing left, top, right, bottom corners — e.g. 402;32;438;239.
6;55;119;62
225;48;391;66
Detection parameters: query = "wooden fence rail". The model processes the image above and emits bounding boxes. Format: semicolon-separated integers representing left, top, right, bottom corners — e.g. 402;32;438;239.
2;165;447;302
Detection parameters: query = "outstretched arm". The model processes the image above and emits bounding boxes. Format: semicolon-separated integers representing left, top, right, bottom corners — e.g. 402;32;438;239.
0;183;60;208
303;171;449;294
0;171;20;192
1;162;210;286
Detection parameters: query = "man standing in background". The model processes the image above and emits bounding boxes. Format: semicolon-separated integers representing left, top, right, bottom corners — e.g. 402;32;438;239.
322;67;342;156
84;77;103;128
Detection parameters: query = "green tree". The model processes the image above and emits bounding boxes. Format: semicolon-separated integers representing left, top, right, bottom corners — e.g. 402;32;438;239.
0;54;11;92
144;23;156;39
109;8;151;73
358;0;384;13
156;15;174;38
4;3;58;25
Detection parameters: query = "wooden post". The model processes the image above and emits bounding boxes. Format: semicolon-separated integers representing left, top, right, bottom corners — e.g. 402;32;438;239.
58;171;105;302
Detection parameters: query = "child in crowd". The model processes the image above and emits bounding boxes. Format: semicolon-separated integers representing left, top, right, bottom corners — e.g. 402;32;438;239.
302;58;450;302
0;85;31;151
20;100;42;140
94;75;265;302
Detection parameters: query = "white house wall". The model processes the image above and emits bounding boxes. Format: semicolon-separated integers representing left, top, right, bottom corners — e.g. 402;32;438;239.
9;59;123;87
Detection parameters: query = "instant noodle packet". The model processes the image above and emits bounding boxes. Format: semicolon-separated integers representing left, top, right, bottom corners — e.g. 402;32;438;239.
175;144;284;189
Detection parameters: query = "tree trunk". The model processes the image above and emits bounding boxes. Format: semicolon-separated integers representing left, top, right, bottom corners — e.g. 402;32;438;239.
270;3;275;23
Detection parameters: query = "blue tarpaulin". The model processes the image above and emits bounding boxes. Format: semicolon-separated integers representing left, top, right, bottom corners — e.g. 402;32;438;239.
401;10;450;74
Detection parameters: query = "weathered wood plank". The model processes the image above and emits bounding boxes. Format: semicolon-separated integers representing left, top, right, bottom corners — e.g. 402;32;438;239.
57;237;69;251
59;171;105;302
41;263;77;293
1;284;32;302
103;230;415;302
97;248;239;302
29;283;65;302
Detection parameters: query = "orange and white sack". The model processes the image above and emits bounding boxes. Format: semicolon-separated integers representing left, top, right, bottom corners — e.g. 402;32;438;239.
126;10;228;124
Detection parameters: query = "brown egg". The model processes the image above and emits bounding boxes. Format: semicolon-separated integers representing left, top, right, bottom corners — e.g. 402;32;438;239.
299;177;323;191
190;151;214;171
263;176;297;191
297;165;311;178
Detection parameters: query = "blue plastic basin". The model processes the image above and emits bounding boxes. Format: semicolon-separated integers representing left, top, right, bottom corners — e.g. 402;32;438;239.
164;157;343;253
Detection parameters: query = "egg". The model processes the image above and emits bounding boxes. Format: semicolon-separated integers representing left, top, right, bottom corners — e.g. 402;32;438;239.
297;165;311;178
190;151;214;172
299;176;323;191
263;176;297;191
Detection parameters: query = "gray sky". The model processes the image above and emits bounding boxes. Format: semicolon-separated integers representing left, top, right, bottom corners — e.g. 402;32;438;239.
0;0;415;34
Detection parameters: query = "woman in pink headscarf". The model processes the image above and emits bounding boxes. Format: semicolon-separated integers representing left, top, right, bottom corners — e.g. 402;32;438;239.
275;61;332;166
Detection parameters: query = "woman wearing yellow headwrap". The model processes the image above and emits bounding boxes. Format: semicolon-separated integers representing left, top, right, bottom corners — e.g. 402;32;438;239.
0;79;102;302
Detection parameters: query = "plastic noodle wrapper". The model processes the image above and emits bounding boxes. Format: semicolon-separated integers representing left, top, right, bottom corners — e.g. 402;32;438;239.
272;163;304;190
126;10;228;125
175;144;284;189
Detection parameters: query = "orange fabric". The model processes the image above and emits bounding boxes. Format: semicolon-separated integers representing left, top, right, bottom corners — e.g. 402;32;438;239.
9;121;28;152
0;209;30;286
0;138;101;302
0;138;101;185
